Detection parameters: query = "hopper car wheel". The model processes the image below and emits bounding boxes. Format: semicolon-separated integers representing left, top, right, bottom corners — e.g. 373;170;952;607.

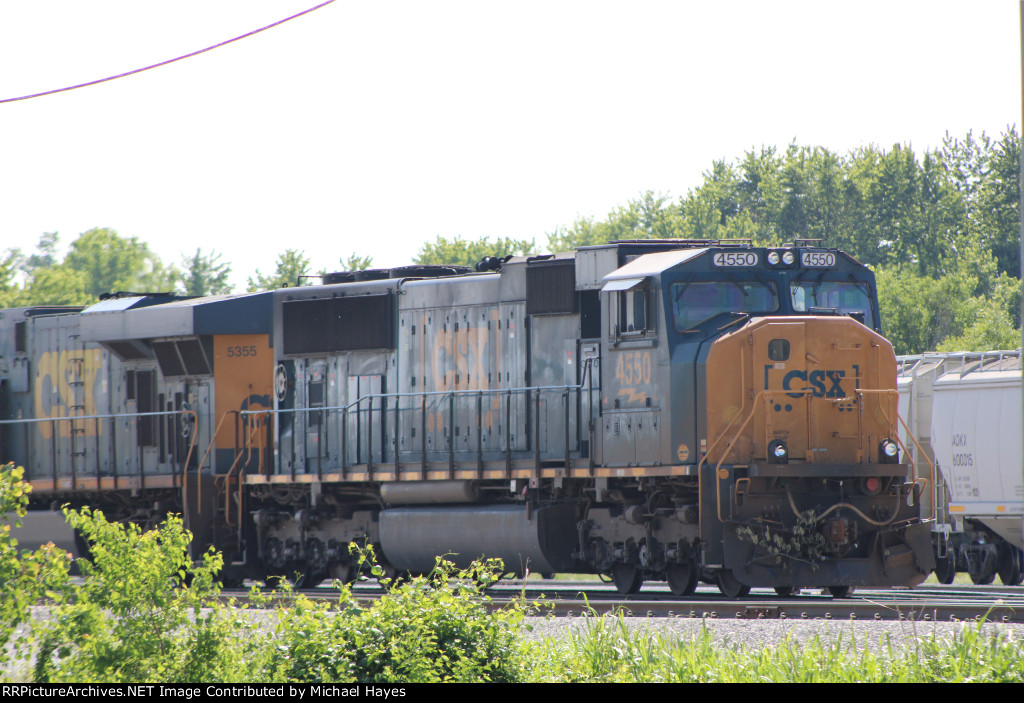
774;586;799;597
825;586;853;598
329;562;357;585
717;569;750;599
381;564;409;589
934;555;956;585
665;562;698;597
611;563;643;595
997;547;1023;586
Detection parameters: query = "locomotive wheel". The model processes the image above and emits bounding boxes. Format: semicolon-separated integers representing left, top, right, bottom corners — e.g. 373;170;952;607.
997;547;1023;586
215;562;246;589
611;563;643;595
969;569;995;585
665;562;698;597
264;573;291;589
825;585;854;598
716;569;750;599
295;571;325;589
933;555;956;585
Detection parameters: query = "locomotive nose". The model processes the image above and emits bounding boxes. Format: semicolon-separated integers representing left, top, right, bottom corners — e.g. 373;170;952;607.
704;315;898;466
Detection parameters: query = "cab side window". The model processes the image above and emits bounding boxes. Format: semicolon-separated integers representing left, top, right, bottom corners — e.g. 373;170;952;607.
616;288;654;337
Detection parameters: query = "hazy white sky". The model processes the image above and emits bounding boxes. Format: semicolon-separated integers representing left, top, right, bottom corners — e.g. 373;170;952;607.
1;1;1021;290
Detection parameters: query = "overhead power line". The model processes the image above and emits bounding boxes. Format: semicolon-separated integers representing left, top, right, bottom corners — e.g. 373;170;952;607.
0;0;336;105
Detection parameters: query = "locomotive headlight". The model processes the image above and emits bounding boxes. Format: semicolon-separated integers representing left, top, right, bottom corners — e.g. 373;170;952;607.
879;439;899;464
768;439;789;463
767;250;795;267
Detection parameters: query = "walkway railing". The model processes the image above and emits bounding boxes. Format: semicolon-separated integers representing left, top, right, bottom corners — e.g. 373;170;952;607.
238;381;597;481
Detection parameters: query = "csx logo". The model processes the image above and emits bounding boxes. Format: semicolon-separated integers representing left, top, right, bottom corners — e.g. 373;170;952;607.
764;365;851;398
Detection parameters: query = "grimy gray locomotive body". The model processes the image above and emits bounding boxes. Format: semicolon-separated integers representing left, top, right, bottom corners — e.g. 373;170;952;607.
0;240;935;596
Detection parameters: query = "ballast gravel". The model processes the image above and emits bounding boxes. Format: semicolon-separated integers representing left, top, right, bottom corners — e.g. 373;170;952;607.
522;615;1024;654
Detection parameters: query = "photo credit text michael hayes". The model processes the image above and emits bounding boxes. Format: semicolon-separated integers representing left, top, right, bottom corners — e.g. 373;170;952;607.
1;685;412;700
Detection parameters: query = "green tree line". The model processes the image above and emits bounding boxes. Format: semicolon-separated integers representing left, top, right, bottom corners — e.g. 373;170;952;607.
3;129;1021;353
547;130;1022;354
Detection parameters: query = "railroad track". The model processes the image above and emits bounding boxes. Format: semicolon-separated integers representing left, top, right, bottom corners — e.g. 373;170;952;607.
221;580;1024;623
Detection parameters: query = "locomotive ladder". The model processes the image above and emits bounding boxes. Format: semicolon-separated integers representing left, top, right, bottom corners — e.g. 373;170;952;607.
67;354;88;478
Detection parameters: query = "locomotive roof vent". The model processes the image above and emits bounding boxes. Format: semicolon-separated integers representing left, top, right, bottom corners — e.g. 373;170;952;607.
322;265;472;284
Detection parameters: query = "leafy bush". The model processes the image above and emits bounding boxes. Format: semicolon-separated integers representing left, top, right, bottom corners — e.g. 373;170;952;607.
31;506;263;683
267;552;530;683
0;463;69;674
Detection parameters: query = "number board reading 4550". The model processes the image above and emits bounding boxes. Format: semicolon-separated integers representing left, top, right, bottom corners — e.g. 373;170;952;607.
713;252;758;267
801;251;836;267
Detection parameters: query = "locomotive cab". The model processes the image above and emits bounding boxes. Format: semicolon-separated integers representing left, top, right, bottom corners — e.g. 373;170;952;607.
588;243;933;593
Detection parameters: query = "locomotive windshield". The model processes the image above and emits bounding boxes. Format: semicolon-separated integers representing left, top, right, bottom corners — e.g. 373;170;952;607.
790;280;874;327
671;280;779;331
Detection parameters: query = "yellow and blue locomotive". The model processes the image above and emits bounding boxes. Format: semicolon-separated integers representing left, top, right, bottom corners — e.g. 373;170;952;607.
0;240;934;595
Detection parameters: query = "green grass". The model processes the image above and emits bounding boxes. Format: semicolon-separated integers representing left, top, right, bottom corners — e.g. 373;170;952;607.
525;611;1024;683
922;572;983;586
3;463;1023;683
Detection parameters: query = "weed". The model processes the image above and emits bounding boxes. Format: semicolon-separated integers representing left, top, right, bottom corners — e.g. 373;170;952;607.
0;464;70;675
266;549;530;683
30;506;263;682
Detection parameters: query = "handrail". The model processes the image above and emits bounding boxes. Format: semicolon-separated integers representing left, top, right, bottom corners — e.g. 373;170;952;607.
697;388;780;523
1;409;198;493
186;409;236;517
697;388;911;523
868;390;935;520
219;410;270;527
0;408;197;425
238;383;590;475
896;349;1022;375
238;382;589;419
179;409;199;509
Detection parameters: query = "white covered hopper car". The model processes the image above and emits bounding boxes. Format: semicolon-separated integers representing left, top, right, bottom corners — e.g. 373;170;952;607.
897;350;1023;585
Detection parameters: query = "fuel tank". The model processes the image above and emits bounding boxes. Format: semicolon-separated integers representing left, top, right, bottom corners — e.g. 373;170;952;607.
379;503;577;575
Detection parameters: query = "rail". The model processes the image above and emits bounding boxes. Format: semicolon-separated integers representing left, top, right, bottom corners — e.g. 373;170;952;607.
869;390;935;519
696;388;923;524
237;380;597;480
0;409;198;492
897;349;1022;377
212;409;272;530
